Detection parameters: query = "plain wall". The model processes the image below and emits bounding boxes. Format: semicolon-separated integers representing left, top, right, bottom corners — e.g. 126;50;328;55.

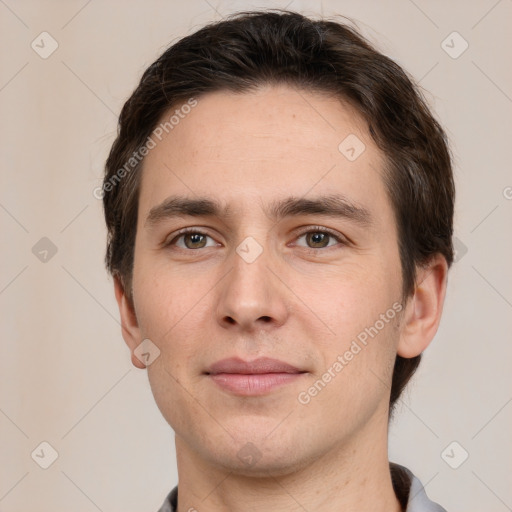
1;0;511;510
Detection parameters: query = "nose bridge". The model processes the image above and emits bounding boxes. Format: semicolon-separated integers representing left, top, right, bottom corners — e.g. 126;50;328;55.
216;234;288;330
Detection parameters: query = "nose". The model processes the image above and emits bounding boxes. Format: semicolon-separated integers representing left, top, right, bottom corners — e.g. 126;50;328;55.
215;242;289;333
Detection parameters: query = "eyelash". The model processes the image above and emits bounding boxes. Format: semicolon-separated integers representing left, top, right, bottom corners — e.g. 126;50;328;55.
165;226;347;253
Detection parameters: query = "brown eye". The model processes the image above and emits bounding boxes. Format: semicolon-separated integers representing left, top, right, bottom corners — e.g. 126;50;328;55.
167;230;217;250
295;229;343;251
183;232;207;249
305;232;331;248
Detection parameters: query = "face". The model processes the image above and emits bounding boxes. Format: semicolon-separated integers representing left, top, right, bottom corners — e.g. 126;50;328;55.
126;84;406;476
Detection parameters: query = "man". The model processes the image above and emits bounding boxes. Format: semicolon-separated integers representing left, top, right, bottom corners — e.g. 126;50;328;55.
102;10;453;511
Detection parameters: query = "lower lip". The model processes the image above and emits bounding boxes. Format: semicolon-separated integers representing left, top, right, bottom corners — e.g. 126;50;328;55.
208;373;304;395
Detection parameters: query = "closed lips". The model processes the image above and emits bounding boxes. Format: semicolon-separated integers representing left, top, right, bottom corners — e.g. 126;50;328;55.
205;357;305;375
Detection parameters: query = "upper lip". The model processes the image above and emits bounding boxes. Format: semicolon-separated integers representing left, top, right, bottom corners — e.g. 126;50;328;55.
206;357;304;375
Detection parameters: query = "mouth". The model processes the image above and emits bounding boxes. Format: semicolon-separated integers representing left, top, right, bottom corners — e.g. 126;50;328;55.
204;357;307;396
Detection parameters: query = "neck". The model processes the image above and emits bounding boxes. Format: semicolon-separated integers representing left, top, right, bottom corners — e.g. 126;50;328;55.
173;410;402;512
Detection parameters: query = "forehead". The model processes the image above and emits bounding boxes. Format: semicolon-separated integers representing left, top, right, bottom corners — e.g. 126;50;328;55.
137;84;391;228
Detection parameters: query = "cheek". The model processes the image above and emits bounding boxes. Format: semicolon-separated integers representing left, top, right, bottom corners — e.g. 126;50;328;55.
134;257;193;326
296;310;399;427
295;263;401;390
293;261;398;337
133;261;223;380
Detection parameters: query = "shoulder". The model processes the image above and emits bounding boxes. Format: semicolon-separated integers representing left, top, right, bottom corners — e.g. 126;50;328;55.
391;462;448;512
156;485;178;512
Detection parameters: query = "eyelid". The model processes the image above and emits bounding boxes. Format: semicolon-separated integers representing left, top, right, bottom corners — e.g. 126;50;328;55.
163;227;219;248
291;225;349;249
294;225;346;239
161;225;351;253
163;225;349;250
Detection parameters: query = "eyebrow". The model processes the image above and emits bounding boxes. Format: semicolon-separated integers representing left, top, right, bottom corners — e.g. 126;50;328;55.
144;194;374;230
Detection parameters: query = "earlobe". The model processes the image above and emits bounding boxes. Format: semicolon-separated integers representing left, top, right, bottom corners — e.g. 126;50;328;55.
114;275;146;369
397;254;448;359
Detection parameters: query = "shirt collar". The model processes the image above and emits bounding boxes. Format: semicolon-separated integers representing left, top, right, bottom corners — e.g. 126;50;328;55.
393;463;447;512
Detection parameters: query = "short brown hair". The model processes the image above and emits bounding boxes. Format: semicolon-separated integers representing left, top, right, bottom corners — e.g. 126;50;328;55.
102;10;455;412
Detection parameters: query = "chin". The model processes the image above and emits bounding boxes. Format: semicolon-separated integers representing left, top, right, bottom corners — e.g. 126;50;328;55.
211;449;312;479
200;429;317;479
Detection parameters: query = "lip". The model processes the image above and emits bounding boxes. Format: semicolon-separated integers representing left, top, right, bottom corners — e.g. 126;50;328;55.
205;357;306;396
207;357;303;375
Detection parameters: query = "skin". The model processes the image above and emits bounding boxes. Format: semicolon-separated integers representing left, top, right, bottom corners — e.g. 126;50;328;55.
115;84;448;512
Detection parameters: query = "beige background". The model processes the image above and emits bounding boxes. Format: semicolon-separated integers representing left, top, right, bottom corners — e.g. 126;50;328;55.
1;0;511;510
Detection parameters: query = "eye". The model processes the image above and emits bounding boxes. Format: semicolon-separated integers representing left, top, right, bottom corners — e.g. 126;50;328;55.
167;229;218;250
164;226;346;252
294;227;346;251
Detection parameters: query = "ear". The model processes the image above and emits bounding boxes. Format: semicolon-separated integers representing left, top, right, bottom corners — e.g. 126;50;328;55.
397;254;449;358
114;275;146;369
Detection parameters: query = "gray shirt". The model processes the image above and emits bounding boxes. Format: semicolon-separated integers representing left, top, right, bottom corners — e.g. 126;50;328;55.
157;463;447;512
